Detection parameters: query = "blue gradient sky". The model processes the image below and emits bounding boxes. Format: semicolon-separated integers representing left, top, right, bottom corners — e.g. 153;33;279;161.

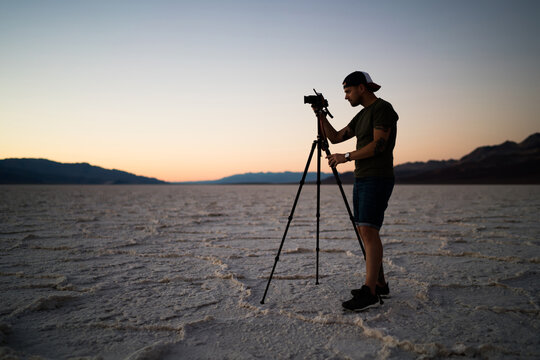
1;0;539;181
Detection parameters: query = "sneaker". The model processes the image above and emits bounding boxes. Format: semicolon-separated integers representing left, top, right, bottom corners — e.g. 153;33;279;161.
351;282;390;298
342;285;383;312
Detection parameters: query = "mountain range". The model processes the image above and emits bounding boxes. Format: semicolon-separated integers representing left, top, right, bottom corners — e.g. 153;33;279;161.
179;171;333;185
1;133;538;184
0;158;165;184
324;132;540;184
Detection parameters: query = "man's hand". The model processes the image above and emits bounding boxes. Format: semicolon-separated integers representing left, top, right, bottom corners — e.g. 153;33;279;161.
326;153;347;168
311;105;325;118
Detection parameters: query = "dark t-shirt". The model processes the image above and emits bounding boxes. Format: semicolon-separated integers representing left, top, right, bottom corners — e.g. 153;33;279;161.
347;98;398;178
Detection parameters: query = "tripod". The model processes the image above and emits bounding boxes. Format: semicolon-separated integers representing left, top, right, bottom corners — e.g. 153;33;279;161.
260;109;367;304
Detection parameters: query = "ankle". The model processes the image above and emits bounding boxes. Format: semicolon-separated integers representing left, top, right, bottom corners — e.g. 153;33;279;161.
364;284;376;295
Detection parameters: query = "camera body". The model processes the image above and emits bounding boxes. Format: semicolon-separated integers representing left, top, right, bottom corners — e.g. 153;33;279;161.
304;89;333;118
304;93;328;109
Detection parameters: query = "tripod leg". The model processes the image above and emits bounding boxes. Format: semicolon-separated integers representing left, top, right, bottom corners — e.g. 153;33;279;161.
323;148;367;259
316;138;321;285
260;140;317;304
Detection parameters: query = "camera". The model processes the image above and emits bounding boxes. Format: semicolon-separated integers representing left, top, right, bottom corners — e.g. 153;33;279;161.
304;92;328;108
304;89;333;118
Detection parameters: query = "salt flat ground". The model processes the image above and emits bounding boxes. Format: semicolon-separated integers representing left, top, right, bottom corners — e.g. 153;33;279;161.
0;184;539;359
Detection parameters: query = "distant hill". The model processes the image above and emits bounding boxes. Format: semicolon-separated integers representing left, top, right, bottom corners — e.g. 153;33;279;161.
0;159;166;184
3;133;538;185
322;132;540;184
179;171;333;184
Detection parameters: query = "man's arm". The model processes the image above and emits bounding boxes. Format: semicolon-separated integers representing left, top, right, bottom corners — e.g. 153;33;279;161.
351;125;391;160
317;112;354;144
326;126;391;167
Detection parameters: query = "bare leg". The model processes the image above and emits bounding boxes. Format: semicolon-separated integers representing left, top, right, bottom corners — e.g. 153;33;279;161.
358;225;383;295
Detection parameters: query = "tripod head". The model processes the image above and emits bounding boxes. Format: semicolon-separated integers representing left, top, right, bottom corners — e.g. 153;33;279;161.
304;89;332;148
304;89;333;118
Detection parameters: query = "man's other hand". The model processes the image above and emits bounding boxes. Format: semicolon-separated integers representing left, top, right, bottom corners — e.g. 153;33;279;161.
326;153;346;168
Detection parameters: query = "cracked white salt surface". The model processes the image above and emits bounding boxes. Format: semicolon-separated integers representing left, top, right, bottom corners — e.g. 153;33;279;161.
0;184;539;359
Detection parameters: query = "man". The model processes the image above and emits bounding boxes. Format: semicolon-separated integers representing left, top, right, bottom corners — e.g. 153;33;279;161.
317;71;398;311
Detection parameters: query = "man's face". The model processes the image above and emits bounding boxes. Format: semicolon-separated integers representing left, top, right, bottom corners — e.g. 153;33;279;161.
344;85;363;107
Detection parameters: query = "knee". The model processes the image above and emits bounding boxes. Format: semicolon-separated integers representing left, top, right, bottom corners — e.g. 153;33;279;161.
358;226;379;243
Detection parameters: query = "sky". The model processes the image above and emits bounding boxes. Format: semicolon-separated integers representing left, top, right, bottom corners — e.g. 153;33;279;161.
1;0;539;182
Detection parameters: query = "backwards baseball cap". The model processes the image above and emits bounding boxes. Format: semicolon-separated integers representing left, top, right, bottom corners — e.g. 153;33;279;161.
343;71;381;92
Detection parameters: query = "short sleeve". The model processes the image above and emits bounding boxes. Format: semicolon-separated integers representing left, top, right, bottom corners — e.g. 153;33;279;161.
373;102;398;128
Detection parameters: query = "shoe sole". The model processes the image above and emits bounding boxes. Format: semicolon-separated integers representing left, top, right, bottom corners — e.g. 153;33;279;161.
342;301;381;312
351;291;390;299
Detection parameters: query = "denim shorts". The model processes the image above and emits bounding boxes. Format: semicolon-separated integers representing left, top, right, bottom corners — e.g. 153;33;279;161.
353;177;395;230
